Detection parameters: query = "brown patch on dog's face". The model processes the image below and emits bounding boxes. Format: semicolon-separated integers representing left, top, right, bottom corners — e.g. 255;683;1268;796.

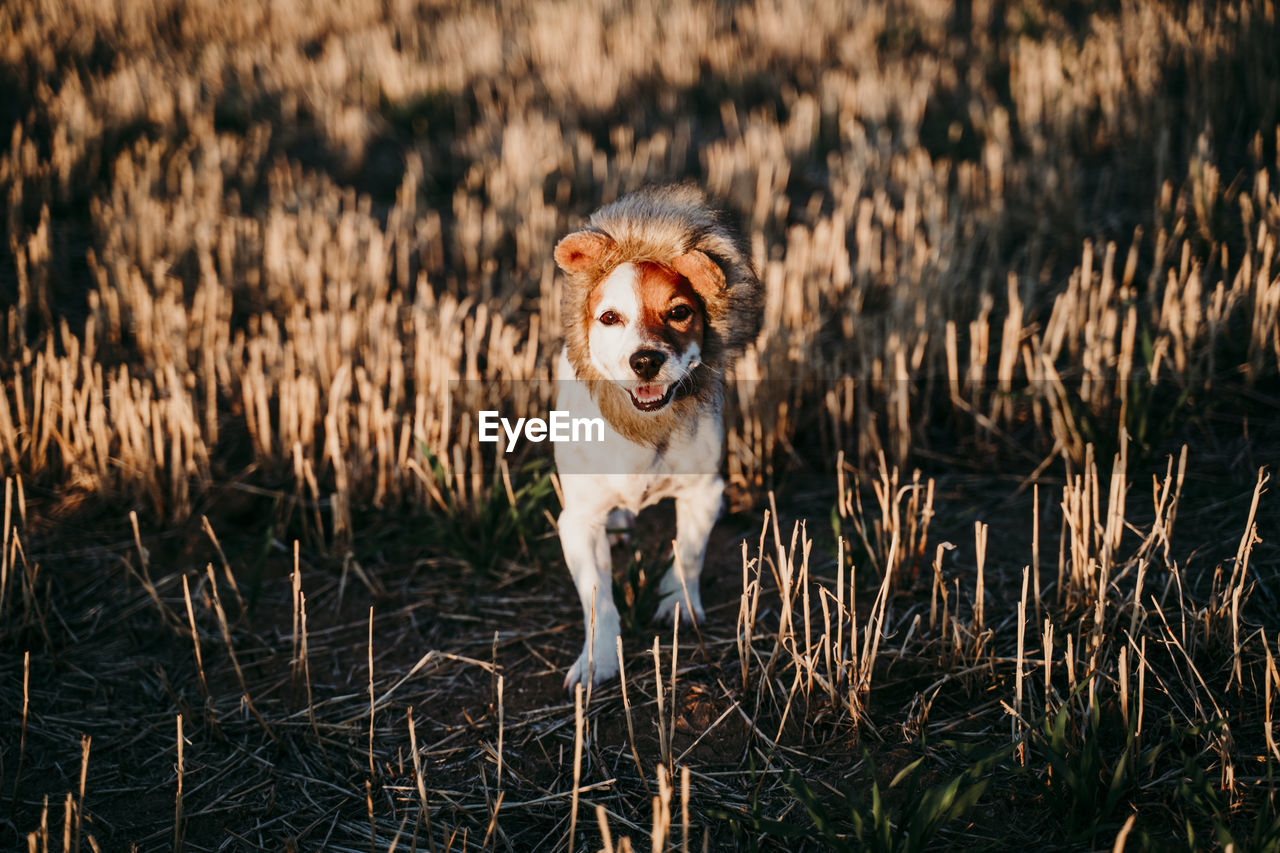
632;261;705;352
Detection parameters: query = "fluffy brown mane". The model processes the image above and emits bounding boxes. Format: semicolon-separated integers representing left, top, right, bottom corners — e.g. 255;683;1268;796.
554;184;762;447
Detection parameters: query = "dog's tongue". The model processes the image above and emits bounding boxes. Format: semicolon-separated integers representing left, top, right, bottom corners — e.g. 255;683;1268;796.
633;384;666;403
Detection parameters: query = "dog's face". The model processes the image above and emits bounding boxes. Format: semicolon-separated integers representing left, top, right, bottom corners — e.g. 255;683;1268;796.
555;227;733;430
587;261;704;413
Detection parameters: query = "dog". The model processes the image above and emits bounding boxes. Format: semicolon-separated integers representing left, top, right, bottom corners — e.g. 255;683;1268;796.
551;184;763;688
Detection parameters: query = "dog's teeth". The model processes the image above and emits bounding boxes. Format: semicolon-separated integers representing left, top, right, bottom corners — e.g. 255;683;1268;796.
633;383;666;403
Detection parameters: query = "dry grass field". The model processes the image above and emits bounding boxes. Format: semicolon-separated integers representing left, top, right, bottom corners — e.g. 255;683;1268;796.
2;0;1280;849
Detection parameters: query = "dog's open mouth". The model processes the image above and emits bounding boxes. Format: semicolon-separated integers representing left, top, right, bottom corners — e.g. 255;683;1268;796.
628;382;674;412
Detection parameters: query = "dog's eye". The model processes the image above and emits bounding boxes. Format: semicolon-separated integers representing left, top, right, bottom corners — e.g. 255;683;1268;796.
668;305;693;323
599;310;622;326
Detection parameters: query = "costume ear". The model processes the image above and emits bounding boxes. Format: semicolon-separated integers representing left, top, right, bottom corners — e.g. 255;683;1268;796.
670;250;726;299
554;231;614;272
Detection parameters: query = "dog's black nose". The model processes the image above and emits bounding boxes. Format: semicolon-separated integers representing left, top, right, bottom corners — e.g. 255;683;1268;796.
629;349;666;380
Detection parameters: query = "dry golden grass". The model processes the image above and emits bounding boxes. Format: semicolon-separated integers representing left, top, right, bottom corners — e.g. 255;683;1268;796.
1;0;1279;849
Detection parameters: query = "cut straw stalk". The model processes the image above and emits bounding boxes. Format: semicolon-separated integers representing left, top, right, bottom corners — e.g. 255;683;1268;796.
408;708;437;853
617;637;650;795
496;674;504;791
75;734;90;853
300;590;318;742
669;604;680;768
568;683;584;853
1015;568;1028;749
680;764;691;853
653;637;670;769
973;521;987;660
181;575;213;719
174;715;184;853
651;764;671;853
12;650;29;809
2;477;11;616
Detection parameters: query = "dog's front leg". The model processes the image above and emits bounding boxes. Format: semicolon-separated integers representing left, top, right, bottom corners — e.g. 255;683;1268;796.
560;509;621;688
655;475;724;624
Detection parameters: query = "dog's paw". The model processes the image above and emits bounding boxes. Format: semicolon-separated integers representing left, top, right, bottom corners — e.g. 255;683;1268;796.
563;647;620;691
653;585;705;625
606;508;636;547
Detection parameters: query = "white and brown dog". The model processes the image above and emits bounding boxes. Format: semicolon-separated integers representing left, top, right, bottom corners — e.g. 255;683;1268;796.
551;185;763;688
